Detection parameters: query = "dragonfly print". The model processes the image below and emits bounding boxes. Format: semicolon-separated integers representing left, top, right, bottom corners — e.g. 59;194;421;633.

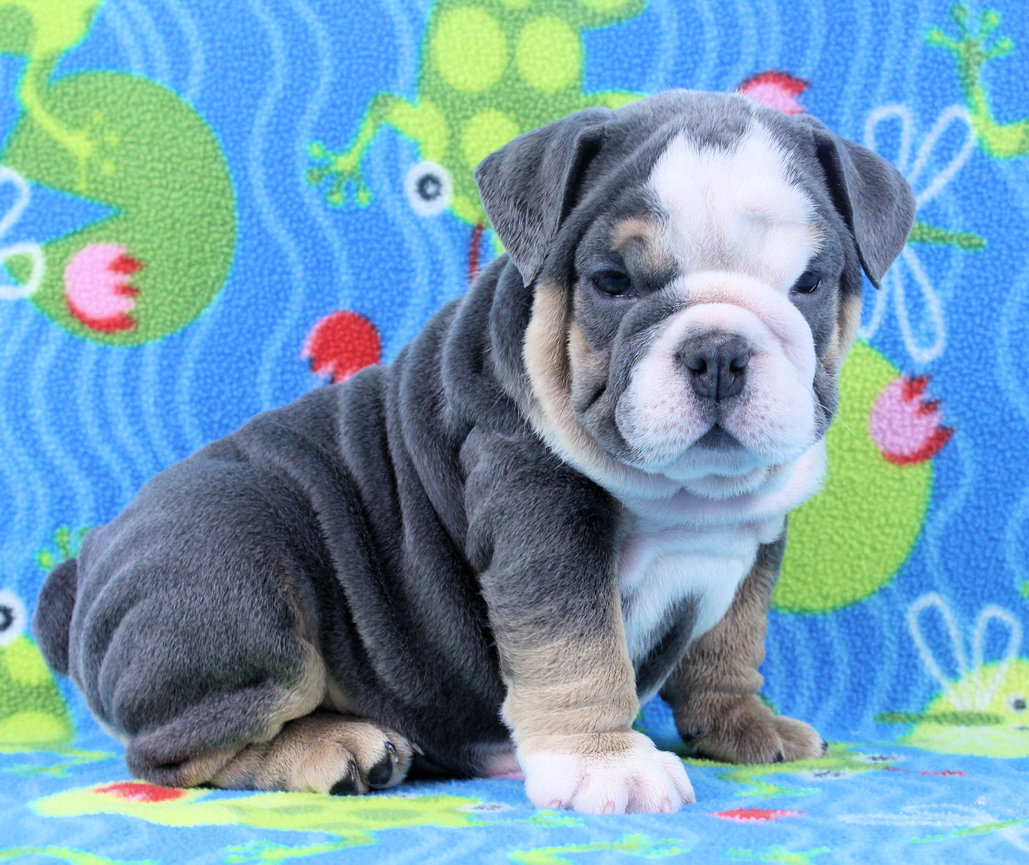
860;104;979;365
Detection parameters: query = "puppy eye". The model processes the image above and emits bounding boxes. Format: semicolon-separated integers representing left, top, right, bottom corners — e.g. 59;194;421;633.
792;270;822;294
591;269;634;297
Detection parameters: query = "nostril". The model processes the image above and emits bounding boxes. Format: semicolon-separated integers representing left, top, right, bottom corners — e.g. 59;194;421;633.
729;355;749;373
677;334;751;401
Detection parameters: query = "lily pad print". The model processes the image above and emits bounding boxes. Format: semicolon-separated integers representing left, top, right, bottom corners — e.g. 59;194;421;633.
776;343;945;612
2;71;235;345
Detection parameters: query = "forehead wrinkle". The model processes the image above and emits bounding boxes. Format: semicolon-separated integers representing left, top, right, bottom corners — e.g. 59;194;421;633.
648;123;820;284
751;222;824;288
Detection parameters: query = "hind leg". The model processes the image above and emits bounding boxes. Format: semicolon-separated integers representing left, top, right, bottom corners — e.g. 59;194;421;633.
100;573;417;795
109;607;415;795
210;711;414;794
68;457;414;795
116;632;414;795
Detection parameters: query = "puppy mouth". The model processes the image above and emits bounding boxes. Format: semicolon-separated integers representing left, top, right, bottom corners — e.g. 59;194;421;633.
625;418;765;477
693;423;741;452
614;409;813;490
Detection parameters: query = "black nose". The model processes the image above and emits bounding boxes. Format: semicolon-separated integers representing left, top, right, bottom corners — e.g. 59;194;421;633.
677;333;750;401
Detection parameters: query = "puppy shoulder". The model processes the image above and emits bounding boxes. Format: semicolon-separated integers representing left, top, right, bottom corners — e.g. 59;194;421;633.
439;257;534;435
461;423;618;560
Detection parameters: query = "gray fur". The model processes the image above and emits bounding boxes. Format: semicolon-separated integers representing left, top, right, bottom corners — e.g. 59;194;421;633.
478;90;913;293
792;113;916;288
34;90;915;790
475;107;611;285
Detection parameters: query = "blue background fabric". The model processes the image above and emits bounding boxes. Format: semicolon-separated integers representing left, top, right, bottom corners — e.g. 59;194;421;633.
2;0;1028;861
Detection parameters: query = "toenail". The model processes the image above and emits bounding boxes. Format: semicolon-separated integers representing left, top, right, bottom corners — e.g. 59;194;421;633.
367;754;395;787
330;761;360;797
774;752;785;763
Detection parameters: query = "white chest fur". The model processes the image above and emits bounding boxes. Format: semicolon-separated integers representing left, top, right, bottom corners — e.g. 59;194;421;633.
613;442;828;675
618;517;768;665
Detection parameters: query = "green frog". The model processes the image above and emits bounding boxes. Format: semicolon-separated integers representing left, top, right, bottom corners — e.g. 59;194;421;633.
929;3;1029;159
307;0;647;274
0;0;236;346
0;587;74;752
0;0;107;190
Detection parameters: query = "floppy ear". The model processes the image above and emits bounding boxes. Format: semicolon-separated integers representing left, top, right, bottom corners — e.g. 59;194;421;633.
474;108;611;285
797;115;916;289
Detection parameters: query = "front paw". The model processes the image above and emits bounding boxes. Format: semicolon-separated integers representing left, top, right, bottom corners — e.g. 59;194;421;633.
519;731;695;814
676;695;828;764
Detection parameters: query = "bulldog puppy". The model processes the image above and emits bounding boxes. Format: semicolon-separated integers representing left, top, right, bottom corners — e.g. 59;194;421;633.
34;90;914;814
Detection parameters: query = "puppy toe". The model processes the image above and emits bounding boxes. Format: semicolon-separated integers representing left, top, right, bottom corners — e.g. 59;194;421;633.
329;759;362;796
772;715;827;761
658;751;696;804
676;696;825;765
364;739;411;788
342;725;414;791
366;749;395;787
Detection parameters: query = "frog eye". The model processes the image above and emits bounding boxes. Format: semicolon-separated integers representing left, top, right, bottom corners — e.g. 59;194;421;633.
1010;695;1027;713
0;589;27;647
405;161;452;217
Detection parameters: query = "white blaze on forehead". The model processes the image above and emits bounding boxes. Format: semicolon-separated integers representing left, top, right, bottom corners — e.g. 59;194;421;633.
648;123;821;287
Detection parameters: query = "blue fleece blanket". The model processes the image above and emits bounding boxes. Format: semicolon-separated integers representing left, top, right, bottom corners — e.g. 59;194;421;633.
2;0;1028;862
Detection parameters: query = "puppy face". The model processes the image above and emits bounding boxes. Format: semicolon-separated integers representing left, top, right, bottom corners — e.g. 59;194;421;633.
567;125;842;497
477;91;913;500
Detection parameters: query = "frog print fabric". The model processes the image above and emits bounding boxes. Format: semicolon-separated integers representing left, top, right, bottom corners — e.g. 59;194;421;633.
2;1;1028;863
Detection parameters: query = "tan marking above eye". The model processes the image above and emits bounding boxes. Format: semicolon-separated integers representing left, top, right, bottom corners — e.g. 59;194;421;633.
611;217;659;250
609;217;673;271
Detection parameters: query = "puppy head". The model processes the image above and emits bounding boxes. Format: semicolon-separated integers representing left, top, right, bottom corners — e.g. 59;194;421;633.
476;91;915;500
